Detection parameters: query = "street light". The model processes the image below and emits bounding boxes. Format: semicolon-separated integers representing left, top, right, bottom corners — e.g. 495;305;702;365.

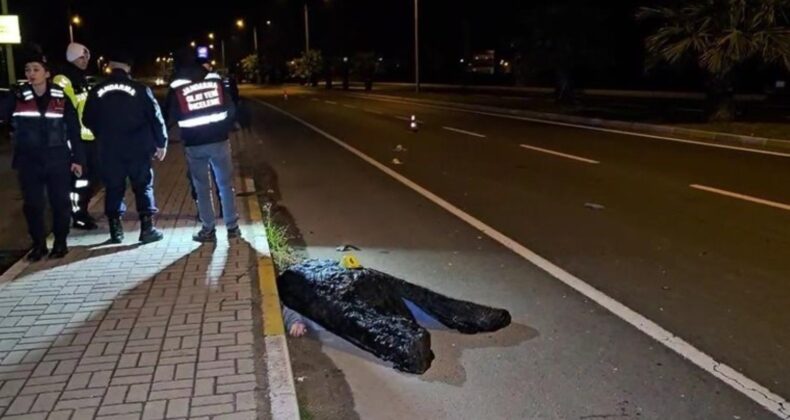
69;15;82;43
208;32;215;40
235;18;258;53
190;41;196;48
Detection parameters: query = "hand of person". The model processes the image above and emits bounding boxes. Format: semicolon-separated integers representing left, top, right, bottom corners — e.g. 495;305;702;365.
154;147;167;161
71;163;83;178
289;321;307;338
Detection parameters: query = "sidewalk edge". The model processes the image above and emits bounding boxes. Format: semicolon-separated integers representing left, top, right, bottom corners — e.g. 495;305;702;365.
240;171;300;419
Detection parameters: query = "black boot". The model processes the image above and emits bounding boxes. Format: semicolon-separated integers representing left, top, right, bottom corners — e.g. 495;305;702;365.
49;240;69;259
139;215;163;244
109;217;125;244
26;243;48;262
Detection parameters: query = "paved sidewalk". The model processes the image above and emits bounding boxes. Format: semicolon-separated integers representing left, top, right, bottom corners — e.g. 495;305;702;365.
0;143;272;420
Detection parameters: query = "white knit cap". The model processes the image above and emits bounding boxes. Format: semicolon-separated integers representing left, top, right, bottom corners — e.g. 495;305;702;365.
66;43;90;63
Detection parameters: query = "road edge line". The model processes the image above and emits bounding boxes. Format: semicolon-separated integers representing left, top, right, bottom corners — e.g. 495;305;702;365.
250;97;789;419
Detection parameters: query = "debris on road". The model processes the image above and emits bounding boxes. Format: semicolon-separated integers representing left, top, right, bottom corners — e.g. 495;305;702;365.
585;202;606;210
392;158;404;165
393;144;408;152
336;244;361;252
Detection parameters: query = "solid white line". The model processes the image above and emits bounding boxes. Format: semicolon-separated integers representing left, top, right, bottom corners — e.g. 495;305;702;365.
690;184;790;212
443;126;487;138
251;97;790;419
520;144;600;164
350;94;790;159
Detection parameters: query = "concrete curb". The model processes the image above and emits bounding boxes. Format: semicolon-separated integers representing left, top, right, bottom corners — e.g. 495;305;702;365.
236;143;300;419
347;92;790;153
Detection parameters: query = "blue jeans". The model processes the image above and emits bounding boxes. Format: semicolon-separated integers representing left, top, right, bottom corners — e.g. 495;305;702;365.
184;141;239;231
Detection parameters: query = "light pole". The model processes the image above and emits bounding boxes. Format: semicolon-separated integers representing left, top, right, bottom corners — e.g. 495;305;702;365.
69;15;81;43
414;0;420;93
304;4;310;54
236;19;259;53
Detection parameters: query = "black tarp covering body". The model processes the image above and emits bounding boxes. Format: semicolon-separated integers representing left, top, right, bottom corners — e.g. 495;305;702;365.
277;259;511;374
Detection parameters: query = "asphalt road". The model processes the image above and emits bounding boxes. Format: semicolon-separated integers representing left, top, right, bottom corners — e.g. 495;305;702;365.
239;85;788;419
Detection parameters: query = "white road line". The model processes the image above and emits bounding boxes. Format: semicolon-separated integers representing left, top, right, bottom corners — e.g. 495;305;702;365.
520;144;600;164
325;100;338;105
349;94;790;159
364;108;384;115
310;98;319;102
690;184;790;212
251;96;790;420
443;126;487;138
342;104;358;109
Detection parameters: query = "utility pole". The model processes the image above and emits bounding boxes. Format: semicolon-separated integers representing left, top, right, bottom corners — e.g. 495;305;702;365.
414;0;420;93
304;4;310;53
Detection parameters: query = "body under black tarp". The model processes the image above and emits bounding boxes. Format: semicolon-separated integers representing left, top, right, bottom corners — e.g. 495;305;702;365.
277;259;512;374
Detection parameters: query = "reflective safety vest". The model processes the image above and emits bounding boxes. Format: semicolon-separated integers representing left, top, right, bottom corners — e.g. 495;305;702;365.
11;85;69;152
53;74;95;141
170;75;229;129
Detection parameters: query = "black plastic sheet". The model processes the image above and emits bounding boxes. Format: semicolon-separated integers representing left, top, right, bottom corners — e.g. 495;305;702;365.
277;259;511;374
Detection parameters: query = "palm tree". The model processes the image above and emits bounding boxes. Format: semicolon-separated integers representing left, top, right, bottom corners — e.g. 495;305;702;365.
639;0;790;121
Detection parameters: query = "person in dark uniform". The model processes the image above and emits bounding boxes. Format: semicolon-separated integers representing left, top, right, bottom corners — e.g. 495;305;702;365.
0;51;85;261
167;49;224;219
83;51;168;244
166;51;239;243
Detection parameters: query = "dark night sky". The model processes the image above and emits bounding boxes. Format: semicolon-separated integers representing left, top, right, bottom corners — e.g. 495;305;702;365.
7;1;646;84
9;1;545;65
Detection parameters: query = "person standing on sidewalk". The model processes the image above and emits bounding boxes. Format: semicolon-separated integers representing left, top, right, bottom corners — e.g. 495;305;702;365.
0;51;85;261
83;51;168;244
166;53;240;243
53;43;100;230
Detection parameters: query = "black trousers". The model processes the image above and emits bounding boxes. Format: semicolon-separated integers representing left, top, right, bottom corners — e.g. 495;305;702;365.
102;155;157;218
71;140;101;218
16;151;72;246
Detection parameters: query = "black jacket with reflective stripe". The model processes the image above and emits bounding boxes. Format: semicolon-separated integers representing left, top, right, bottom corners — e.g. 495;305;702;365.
0;83;84;168
165;67;236;148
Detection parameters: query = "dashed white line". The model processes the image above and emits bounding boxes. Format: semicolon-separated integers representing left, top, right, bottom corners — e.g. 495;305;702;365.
364;108;384;115
520;144;600;164
325;100;338;105
251;97;790;419
690;184;790;212
342;104;358;109
350;94;790;159
310;98;319;102
442;126;487;138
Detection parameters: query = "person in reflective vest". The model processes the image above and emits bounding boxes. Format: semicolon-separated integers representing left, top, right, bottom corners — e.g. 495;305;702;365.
0;52;85;261
166;54;239;243
83;51;168;244
53;42;100;230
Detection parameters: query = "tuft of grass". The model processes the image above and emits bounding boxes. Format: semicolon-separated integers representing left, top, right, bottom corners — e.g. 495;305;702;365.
261;204;299;271
299;403;314;420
